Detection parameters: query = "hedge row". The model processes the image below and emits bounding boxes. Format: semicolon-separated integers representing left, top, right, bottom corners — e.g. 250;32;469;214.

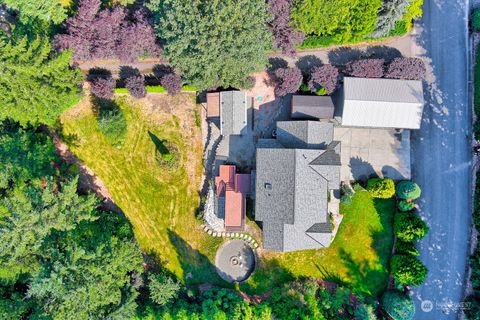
114;85;198;94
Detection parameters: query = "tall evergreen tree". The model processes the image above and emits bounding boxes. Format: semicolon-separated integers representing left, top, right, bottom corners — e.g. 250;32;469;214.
1;0;67;24
0;34;82;126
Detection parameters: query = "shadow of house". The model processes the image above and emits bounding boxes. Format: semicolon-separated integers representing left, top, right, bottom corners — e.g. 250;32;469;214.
167;229;225;286
295;55;323;76
349;156;377;181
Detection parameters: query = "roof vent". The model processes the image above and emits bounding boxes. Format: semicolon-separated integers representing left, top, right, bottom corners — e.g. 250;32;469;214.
264;183;272;190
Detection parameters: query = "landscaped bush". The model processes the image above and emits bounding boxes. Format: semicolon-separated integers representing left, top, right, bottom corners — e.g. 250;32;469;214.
273;67;303;97
473;9;480;32
267;0;304;57
125;75;146;98
386;57;426;80
396;181;421;200
394;212;429;242
92;98;127;146
381;290;415;320
398;199;415;212
370;0;412;38
395;240;420;256
160;73;182;95
345;59;385;78
307;65;339;95
391;254;428;286
90;77;116;100
367;178;395;199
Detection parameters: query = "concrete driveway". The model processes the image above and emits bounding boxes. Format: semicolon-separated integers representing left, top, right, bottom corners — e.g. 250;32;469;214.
410;0;473;318
334;127;411;181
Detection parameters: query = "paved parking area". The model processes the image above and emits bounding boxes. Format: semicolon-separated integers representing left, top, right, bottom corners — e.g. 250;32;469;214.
334;127;411;181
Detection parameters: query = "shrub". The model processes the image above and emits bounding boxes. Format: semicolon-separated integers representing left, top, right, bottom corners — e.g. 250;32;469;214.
403;0;423;31
367;178;395;199
340;184;355;205
268;0;305;57
470;245;480;294
273;67;303;97
396;181;421;200
395;240;420;256
398;200;415;211
464;295;480;319
160;73;182;95
391;254;428;286
473;9;480;32
345;59;385;78
381;290;415;320
386;57;426;80
125;75;146;98
148;273;181;306
308;65;339;94
394;212;429;242
90;77;115;100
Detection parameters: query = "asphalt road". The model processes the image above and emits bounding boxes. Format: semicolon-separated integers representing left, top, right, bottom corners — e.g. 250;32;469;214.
410;0;473;318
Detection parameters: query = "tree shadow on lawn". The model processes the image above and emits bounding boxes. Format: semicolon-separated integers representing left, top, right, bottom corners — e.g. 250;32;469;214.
148;130;170;155
240;257;295;295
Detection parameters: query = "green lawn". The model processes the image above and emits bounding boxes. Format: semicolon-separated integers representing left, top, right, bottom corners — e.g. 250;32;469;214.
61;94;226;287
61;95;395;296
242;189;395;296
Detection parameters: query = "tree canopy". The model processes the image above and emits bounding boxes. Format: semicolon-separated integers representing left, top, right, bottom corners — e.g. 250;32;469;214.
0;34;82;126
147;0;272;90
1;0;67;24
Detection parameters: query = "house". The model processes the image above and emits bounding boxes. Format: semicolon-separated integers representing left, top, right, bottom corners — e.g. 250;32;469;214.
255;121;341;252
215;164;251;231
336;77;424;129
207;91;248;136
291;95;335;120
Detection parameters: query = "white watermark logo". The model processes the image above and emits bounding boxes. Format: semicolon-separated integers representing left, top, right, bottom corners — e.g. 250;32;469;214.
421;300;434;312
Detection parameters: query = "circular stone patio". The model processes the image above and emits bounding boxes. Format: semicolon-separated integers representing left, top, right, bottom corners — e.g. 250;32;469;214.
215;239;255;283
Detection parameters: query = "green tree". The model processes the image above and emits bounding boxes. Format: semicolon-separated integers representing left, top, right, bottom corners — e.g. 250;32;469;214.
391;254;428;286
398;200;415;212
0;125;57;189
396;181;421;200
394;212;429;242
148;273;181;306
381;290;415;320
1;0;67;24
147;0;271;90
367;178;395;199
0;178;98;280
291;0;381;43
0;34;82;126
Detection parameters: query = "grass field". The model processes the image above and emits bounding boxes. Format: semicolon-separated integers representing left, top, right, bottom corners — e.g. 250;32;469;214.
61;94;226;286
61;94;395;296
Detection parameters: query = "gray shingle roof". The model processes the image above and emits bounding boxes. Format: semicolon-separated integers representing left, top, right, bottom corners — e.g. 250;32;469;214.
276;121;333;149
255;122;341;252
291;95;335;120
220;91;247;136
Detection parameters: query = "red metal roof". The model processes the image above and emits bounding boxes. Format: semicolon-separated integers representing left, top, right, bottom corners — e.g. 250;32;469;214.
215;165;250;230
207;92;220;118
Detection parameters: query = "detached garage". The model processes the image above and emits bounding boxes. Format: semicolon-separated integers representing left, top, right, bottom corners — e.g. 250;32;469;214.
338;77;424;129
291;95;335;120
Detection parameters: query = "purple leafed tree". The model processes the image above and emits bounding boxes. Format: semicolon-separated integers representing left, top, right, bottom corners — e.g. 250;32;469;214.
90;77;115;99
308;65;339;94
268;0;304;57
273;67;303;97
385;57;426;80
125;75;146;98
55;0;161;62
345;59;385;78
160;73;182;95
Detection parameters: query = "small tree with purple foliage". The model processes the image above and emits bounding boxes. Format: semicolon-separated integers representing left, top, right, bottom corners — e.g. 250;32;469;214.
386;57;426;80
267;0;304;57
160;73;182;95
125;75;146;98
308;65;339;95
273;67;303;97
55;0;161;62
90;76;115;99
345;59;385;78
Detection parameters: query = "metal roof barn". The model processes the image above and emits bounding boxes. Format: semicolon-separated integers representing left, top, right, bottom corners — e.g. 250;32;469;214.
339;77;424;129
